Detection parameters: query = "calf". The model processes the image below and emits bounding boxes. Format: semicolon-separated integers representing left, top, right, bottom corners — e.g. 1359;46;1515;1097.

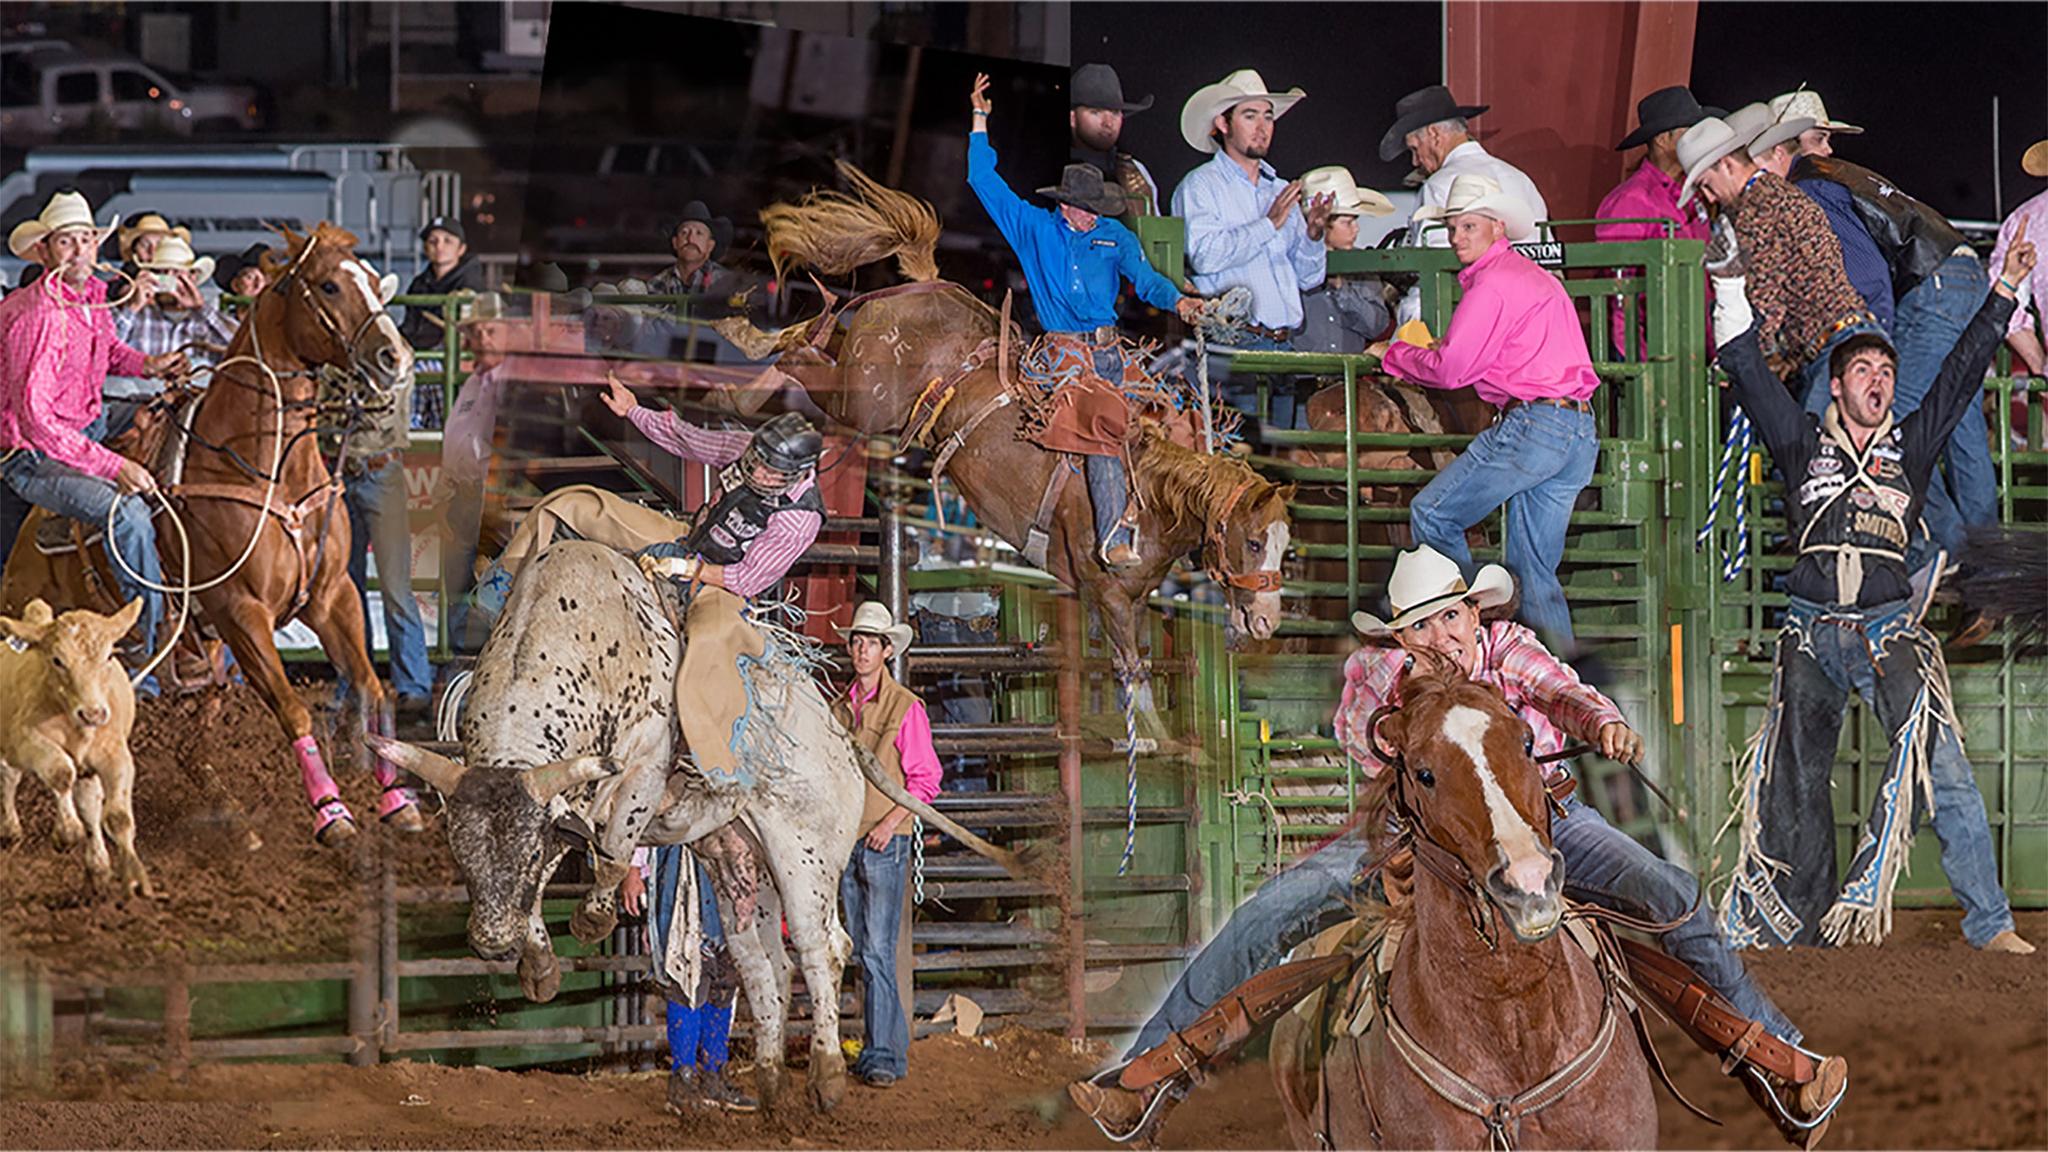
0;598;153;898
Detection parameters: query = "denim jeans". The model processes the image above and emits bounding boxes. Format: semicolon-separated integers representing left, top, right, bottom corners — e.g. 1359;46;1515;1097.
1;415;163;656
1761;598;2015;948
1212;334;1300;432
442;481;487;657
0;479;26;577
1409;403;1597;648
1798;318;1890;417
1889;253;1995;556
340;456;432;699
841;835;912;1077
1128;800;1801;1059
1084;455;1133;552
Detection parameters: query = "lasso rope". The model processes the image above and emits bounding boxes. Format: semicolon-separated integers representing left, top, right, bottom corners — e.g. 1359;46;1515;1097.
1695;406;1754;582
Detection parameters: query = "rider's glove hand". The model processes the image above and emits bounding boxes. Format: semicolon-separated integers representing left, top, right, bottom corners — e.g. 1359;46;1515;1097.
637;554;700;584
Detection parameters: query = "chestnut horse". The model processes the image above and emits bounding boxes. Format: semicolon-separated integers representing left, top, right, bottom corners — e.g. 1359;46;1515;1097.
1275;657;1655;1149
718;164;1294;682
0;224;424;846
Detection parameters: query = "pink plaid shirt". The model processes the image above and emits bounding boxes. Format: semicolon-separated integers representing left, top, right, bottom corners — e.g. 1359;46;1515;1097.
1333;621;1625;786
0;276;150;480
1380;238;1600;407
626;406;821;599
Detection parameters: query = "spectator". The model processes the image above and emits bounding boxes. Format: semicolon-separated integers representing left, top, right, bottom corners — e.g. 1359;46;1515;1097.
398;215;484;354
1172;68;1334;429
214;243;274;316
1293;166;1394;355
1070;63;1162;232
647;202;746;305
438;293;512;659
833;603;942;1090
618;845;758;1113
1991;139;2048;376
105;234;236;440
1365;175;1600;651
1595;86;1719;358
1380;85;1549;326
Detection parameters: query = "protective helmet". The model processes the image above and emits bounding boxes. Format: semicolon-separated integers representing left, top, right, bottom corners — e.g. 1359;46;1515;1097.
744;412;823;483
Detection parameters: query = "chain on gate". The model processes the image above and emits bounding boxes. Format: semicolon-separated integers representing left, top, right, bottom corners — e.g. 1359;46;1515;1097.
911;815;926;905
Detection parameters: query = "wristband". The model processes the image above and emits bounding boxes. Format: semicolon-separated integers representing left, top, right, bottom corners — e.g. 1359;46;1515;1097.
1997;276;2020;295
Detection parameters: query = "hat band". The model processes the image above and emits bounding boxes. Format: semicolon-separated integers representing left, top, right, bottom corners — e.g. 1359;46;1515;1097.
1390;580;1471;622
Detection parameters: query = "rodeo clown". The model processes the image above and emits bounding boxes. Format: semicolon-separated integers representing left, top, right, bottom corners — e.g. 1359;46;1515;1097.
1071;547;1850;1149
966;71;1204;569
1710;213;2036;956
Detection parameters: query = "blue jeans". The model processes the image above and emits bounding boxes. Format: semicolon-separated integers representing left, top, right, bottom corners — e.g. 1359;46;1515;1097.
1409;403;1597;648
1128;799;1799;1059
840;835;911;1078
442;481;487;657
1085;455;1133;552
1213;334;1300;432
1;415;163;656
1799;318;1890;417
341;457;432;699
1890;254;1994;556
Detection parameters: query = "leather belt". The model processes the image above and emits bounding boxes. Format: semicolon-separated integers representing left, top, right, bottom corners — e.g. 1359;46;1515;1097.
1498;396;1594;420
1237;322;1296;343
1090;324;1120;346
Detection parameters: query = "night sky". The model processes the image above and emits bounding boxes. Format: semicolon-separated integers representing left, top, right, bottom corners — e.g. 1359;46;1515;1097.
1075;1;2047;223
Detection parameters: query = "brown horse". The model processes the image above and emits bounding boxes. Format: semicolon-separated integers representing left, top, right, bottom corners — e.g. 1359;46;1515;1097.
0;224;424;847
719;165;1294;681
1275;657;1654;1149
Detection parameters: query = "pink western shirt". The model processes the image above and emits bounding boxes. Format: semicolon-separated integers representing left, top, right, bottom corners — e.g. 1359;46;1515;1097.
1380;237;1600;408
1594;159;1714;357
0;275;151;480
1988;190;2048;340
626;406;823;599
844;679;944;805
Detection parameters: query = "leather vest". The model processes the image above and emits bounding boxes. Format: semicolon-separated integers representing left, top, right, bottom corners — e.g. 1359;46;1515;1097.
1791;156;1970;299
833;673;919;836
683;472;825;565
1074;145;1157;231
1791;414;1914;605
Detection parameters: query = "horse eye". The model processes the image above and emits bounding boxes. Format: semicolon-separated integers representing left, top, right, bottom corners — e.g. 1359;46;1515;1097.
321;281;340;296
1524;734;1535;755
1414;768;1436;788
1247;538;1263;553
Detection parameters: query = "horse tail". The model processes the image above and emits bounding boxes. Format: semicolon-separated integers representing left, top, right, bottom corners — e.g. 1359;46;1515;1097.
1953;525;2048;659
761;160;941;284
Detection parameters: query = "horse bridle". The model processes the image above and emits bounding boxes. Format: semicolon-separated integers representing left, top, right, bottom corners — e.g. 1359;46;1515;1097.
270;233;397;394
1203;473;1285;595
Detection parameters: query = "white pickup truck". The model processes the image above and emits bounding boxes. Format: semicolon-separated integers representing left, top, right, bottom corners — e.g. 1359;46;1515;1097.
0;49;260;142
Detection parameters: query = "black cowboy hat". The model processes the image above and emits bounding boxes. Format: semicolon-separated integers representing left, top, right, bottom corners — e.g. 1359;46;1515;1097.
1616;86;1725;151
1377;84;1489;162
666;200;733;263
214;242;274;288
1037;164;1127;216
1071;63;1152;114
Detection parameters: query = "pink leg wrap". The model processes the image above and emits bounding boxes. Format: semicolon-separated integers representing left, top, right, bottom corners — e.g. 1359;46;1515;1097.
366;703;419;821
296;735;355;838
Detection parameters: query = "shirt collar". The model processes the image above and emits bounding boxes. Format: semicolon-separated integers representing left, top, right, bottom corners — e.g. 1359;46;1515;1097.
1208;148;1277;184
1443;140;1486;166
1635;159;1683;198
1456;236;1515;287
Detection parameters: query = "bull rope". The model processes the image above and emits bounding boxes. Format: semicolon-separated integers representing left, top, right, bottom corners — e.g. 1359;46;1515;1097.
1695;406;1754;582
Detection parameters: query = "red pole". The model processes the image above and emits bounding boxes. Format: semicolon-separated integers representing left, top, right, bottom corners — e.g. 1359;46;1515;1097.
1058;594;1087;1040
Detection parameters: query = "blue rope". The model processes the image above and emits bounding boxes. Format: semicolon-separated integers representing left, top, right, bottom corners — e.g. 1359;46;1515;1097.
1696;406;1754;582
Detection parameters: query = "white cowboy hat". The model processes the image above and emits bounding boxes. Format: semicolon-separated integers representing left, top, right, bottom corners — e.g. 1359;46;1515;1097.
137;233;216;285
1180;69;1305;154
1300;166;1396;218
1768;88;1862;136
116;212;188;261
1677;110;1770;208
1747;105;1817;161
1351;546;1515;637
836;601;914;654
2022;139;2048;179
7;190;118;261
1410;173;1536;241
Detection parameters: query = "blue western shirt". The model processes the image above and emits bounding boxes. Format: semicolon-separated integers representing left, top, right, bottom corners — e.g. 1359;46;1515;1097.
1795;176;1896;331
1171;149;1327;331
966;132;1181;333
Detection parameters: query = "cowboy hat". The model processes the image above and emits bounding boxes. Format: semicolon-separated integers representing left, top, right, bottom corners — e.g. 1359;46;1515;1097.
669;200;733;262
1676;113;1764;208
1072;63;1152;113
1410;173;1536;241
1378;84;1488;162
1748;106;1818;161
1180;69;1305;154
836;601;914;654
8;190;119;261
2023;139;2048;179
460;291;507;324
214;242;273;289
1351;546;1514;637
116;211;185;261
1037;163;1127;216
138;233;216;285
1615;86;1723;151
1768;88;1862;136
1300;166;1395;218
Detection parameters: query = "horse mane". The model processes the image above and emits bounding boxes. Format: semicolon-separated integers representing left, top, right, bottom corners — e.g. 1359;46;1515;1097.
259;222;361;280
1131;423;1280;534
760;161;941;284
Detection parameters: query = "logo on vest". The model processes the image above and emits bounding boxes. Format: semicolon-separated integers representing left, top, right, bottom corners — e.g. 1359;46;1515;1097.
1799;474;1848;506
1811;455;1842;475
1851;510;1907;547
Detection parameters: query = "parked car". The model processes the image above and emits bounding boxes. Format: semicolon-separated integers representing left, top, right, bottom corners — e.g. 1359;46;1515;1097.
0;50;261;142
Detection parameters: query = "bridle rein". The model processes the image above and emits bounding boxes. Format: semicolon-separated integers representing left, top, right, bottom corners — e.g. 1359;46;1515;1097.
1204;472;1285;595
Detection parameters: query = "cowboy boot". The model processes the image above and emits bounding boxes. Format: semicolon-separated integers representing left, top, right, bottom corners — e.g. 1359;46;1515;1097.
697;1067;760;1114
1067;1077;1183;1147
1739;1053;1849;1150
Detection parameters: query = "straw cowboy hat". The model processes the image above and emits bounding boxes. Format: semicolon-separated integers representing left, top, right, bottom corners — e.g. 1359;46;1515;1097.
8;189;119;261
116;211;185;261
1615;86;1723;151
138;233;215;285
1410;173;1536;241
1352;546;1514;637
1749;103;1817;161
1378;84;1488;162
2023;139;2048;179
1676;106;1780;208
1039;163;1129;216
1180;69;1305;153
1300;166;1396;217
1768;88;1862;136
837;601;914;653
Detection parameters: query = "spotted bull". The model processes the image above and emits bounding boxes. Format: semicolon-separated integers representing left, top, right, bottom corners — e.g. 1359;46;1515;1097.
369;540;1018;1112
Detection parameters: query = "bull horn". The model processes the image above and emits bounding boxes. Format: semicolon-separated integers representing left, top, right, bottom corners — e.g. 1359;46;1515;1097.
366;733;468;794
521;756;620;804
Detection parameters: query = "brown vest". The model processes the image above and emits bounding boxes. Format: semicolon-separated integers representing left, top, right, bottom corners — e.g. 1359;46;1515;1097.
834;672;920;836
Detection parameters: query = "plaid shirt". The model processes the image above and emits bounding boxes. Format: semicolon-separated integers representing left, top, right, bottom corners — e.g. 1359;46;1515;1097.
108;302;236;398
1333;621;1626;786
1732;171;1872;379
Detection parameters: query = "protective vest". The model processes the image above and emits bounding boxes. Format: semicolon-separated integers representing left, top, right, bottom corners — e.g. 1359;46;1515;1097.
1790;156;1970;300
683;469;825;566
1791;407;1915;606
832;673;919;837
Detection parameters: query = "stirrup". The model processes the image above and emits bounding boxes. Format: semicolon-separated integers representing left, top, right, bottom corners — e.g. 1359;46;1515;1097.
1076;1064;1185;1145
1742;1044;1847;1143
311;794;358;845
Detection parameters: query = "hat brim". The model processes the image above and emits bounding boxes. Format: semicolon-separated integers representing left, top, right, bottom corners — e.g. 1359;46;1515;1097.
1077;94;1153;114
9;215;117;262
837;623;915;653
1818;120;1863;135
1616;111;1709;152
143;257;216;285
1180;84;1306;153
1037;187;1128;217
1747;116;1816;160
1377;103;1488;162
1350;563;1515;637
1412;196;1536;242
1678;136;1746;208
2026;140;2048;179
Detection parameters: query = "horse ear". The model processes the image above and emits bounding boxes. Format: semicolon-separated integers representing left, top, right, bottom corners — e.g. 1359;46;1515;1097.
378;273;398;305
1276;482;1299;505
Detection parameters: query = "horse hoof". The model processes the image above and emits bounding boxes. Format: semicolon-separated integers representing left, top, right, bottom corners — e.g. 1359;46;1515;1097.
52;819;86;849
312;794;358;847
378;785;425;833
568;903;617;945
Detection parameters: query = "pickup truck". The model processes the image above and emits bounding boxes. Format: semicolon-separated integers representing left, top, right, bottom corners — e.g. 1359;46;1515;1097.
0;49;261;142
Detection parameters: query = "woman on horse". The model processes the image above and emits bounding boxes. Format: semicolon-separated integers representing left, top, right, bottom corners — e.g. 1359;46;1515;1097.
1070;546;1848;1148
967;72;1204;570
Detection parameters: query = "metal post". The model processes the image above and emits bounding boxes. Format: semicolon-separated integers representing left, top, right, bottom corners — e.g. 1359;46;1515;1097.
1057;595;1086;1039
387;3;400;115
347;861;378;1067
379;852;399;1055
